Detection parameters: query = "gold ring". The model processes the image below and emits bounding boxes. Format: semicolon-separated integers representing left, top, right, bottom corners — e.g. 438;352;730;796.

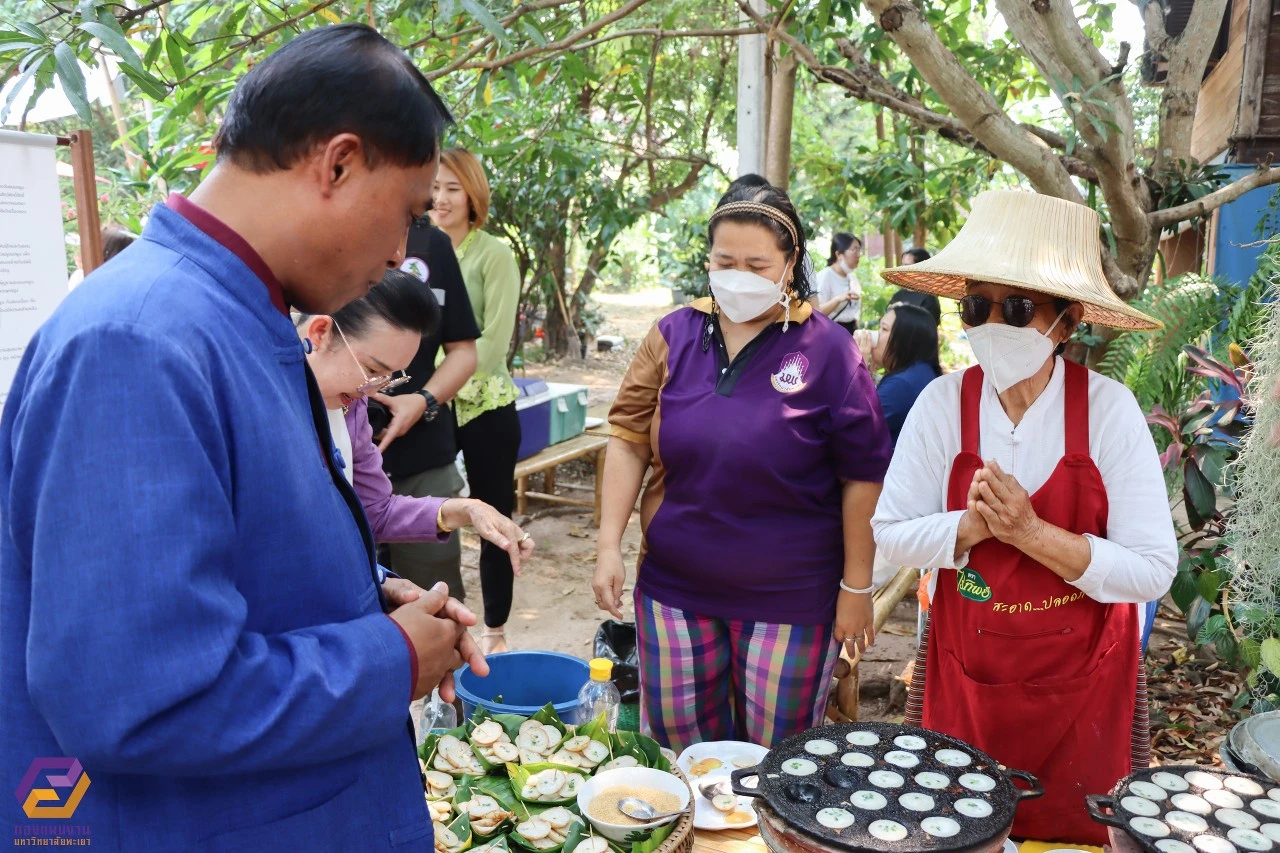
519;533;531;543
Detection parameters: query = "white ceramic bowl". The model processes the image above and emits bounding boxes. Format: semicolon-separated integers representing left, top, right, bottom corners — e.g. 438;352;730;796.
577;766;692;843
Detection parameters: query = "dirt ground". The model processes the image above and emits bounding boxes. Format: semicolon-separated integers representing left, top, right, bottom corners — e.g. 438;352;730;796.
453;288;922;720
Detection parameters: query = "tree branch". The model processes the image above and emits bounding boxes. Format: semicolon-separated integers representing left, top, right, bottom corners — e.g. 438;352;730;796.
112;0;177;24
845;0;1083;201
174;0;342;87
433;0;656;76
1148;166;1280;230
1154;0;1228;176
407;0;579;51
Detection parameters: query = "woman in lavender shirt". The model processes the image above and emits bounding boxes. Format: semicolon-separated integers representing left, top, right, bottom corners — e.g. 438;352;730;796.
295;269;535;575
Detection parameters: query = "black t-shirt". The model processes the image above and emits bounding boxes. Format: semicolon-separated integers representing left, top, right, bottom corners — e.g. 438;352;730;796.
376;223;481;479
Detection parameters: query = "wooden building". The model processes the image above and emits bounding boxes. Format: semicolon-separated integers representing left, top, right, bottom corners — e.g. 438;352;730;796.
1142;0;1280;281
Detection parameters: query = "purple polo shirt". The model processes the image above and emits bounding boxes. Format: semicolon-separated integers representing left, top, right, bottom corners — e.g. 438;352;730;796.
609;298;890;625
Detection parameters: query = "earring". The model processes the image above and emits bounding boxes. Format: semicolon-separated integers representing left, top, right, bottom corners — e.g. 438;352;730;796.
303;338;314;354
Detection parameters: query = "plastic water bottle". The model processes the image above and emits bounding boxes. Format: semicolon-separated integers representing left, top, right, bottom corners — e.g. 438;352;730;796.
416;688;458;745
577;658;621;731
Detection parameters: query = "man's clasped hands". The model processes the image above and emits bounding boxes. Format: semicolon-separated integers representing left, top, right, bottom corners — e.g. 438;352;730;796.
385;579;489;701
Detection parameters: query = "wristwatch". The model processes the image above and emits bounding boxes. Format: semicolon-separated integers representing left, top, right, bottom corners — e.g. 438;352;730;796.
417;390;441;423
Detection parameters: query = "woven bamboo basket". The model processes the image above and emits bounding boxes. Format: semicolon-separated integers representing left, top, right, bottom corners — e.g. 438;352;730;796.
649;765;696;853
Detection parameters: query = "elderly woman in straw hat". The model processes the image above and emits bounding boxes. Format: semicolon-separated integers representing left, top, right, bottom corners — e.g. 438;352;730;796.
873;191;1177;844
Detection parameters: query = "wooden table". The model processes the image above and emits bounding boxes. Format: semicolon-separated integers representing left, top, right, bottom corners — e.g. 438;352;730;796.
513;431;610;525
691;827;767;853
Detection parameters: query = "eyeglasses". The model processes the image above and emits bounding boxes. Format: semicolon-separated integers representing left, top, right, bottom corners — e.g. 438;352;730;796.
331;319;411;395
959;294;1056;329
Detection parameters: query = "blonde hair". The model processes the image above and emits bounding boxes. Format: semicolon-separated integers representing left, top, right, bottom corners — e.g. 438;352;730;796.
439;147;491;231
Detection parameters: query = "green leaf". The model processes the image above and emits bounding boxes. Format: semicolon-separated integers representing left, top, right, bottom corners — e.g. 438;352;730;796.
1170;568;1199;612
76;21;139;68
1183;459;1218;528
1197;569;1224;603
118;63;169;100
1238;637;1262;669
165;33;187;78
14;22;50;43
458;0;508;47
1;52;48;125
629;819;677;853
1261;637;1280;677
52;42;92;122
1195;613;1228;645
143;35;164;66
505;762;586;806
518;19;547;47
1187;597;1211;642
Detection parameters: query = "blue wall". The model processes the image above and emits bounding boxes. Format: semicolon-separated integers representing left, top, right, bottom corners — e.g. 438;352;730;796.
1213;164;1280;287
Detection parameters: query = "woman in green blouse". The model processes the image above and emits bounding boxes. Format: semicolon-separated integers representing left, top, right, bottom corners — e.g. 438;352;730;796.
431;147;522;655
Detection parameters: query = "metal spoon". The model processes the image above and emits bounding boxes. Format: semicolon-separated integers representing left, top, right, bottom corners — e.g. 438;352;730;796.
698;779;733;802
617;797;683;822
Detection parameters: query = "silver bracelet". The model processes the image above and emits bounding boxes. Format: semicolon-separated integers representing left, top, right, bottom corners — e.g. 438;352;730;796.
840;580;874;595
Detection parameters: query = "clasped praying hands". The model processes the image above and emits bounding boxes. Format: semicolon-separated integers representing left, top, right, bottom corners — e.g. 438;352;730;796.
968;460;1044;545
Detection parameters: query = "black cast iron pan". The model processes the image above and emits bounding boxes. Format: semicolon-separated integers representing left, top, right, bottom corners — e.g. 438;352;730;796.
729;722;1042;852
1087;765;1280;853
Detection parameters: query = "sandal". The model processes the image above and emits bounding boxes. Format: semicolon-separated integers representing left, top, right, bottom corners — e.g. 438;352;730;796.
481;628;509;656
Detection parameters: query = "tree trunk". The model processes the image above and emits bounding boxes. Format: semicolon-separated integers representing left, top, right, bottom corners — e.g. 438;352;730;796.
765;47;798;189
910;135;926;249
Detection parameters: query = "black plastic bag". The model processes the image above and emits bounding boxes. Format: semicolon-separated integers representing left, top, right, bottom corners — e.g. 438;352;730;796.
594;620;640;704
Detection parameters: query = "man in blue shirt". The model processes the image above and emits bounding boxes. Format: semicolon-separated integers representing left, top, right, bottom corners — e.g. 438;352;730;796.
1;24;484;851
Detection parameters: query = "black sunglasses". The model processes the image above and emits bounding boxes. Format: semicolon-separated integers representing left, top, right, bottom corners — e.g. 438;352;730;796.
959;294;1057;328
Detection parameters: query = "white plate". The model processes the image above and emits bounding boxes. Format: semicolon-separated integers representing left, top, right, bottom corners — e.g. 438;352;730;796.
676;741;769;831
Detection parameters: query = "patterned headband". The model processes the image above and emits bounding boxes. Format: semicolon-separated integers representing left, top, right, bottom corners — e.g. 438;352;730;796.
710;201;799;251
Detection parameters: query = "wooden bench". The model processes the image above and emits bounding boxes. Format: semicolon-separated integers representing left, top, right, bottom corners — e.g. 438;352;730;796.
514;431;610;526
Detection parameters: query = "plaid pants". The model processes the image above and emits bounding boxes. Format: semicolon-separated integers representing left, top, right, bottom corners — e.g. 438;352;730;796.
634;589;840;753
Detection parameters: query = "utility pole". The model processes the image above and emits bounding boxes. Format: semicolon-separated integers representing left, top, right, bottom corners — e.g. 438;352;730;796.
736;0;767;178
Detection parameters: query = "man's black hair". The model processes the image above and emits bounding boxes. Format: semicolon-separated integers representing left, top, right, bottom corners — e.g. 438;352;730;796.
903;247;931;264
331;268;440;340
214;24;454;172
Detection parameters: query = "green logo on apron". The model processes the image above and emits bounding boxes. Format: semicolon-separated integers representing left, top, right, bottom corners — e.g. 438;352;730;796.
956;568;992;602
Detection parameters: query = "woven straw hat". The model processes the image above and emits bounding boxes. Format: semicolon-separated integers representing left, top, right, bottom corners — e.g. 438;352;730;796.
880;190;1160;331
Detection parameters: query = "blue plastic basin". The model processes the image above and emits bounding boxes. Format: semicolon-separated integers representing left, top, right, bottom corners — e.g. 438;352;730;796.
454;650;589;720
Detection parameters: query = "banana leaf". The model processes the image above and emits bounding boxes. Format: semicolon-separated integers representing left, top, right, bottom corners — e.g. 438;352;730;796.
468;705;529;742
420;723;470;763
457;775;519;838
427;731;492;777
618;731;670;772
509;808;587;853
472;835;512;853
470;775;521;812
627;820;676;853
506;763;587;806
529;703;570;736
434;812;474;853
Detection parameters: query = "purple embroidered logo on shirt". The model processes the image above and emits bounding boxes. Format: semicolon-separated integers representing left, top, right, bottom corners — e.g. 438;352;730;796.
771;352;809;393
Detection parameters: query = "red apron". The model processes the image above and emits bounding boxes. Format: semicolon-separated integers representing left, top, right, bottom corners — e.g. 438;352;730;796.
920;362;1138;845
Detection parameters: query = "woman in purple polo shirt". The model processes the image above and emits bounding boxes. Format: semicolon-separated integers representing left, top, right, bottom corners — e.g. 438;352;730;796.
295;270;535;574
593;183;892;750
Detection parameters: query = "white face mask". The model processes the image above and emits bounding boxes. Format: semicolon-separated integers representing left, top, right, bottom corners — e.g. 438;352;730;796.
708;267;789;324
965;309;1068;393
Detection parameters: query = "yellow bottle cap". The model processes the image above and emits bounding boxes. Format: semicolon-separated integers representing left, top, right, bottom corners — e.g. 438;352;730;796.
589;658;613;681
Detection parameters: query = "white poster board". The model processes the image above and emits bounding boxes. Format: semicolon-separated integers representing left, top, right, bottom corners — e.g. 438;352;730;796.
0;130;66;406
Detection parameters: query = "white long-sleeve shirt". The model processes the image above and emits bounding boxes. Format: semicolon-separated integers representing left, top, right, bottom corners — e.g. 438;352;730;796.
872;358;1177;605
